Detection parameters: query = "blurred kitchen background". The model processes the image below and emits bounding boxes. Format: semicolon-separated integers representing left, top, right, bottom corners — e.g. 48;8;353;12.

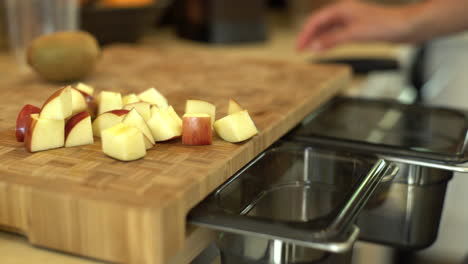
1;0;468;263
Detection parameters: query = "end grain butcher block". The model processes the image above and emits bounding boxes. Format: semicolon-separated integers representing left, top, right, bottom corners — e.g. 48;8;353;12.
0;46;350;264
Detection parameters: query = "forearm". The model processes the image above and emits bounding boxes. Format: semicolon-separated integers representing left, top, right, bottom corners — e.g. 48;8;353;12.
405;0;468;42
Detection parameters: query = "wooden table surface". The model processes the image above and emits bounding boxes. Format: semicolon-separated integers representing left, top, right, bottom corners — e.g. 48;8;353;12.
0;13;408;264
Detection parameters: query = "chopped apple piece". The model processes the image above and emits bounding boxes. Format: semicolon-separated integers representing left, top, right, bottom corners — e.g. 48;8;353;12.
75;83;94;96
185;99;216;126
138;88;168;109
65;111;94;148
123;102;152;122
147;107;182;142
24;114;65;152
122;108;155;144
228;99;244;115
143;135;155;150
182;114;212;145
214;110;258;143
150;105;158;117
167;106;182;129
92;109;129;137
71;88;88;115
98;91;122;115
101;123;146;161
40;86;73;120
122;93;140;105
16;104;41;142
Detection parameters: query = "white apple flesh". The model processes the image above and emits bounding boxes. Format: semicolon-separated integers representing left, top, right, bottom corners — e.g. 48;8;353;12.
75;83;94;96
92;109;129;137
182;114;212;145
138;88;168;109
228;99;244;115
71;87;88;115
24;114;65;152
123;102;152;122
40;86;73;120
122;93;140;105
101;123;146;161
122;108;155;144
214;110;258;143
185;99;216;126
98;91;122;115
147;107;182;142
65;111;94;147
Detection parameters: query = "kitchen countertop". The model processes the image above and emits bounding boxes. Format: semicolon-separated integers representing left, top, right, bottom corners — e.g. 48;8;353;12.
0;13;413;264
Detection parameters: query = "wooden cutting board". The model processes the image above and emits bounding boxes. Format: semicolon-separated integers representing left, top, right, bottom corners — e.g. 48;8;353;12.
0;45;350;264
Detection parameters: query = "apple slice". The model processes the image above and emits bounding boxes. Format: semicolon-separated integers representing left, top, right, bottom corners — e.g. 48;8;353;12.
228;99;244;115
122;93;140;105
182;114;212;145
24;114;65;152
65;111;94;148
92;109;129;137
143;135;155;150
214;110;258;143
123;102;152;122
71;87;88;115
147;107;182;142
16;104;41;142
168;106;183;129
101;123;146;161
75;83;94;96
122;108;155;144
40;86;73;120
185;99;216;126
138;88;168;109
97;91;122;115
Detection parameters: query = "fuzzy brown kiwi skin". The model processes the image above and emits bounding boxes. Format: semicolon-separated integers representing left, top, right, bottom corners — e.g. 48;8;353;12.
27;31;100;82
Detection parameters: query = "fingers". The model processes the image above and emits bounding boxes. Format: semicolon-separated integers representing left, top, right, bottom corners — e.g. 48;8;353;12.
312;28;356;51
296;5;346;51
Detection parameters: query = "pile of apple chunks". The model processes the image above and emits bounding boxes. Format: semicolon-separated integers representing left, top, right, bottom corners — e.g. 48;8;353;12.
15;84;258;161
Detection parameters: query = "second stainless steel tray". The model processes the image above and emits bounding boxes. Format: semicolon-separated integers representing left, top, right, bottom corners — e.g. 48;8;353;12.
189;141;398;253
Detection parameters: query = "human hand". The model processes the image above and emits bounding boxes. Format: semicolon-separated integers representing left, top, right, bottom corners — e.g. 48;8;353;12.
296;1;418;52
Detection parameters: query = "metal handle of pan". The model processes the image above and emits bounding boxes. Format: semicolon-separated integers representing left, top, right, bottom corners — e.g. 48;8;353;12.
382;156;468;173
189;214;361;254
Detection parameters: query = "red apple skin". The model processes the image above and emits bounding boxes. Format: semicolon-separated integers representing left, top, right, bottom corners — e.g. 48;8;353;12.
65;111;90;140
182;116;212;145
16;104;41;142
106;109;130;116
24;115;38;152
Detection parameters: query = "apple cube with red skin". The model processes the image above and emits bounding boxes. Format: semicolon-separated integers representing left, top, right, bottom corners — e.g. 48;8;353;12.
101;123;146;161
138;88;168;109
24;114;65;152
214;110;258;143
228;99;243;115
185;99;216;126
92;109;129;137
182;114;212;145
147;107;182;142
65;111;94;148
16;104;41;142
98;91;122;115
40;86;73;120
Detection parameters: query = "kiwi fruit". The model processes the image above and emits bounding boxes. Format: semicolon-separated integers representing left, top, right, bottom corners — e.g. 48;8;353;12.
27;31;100;82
